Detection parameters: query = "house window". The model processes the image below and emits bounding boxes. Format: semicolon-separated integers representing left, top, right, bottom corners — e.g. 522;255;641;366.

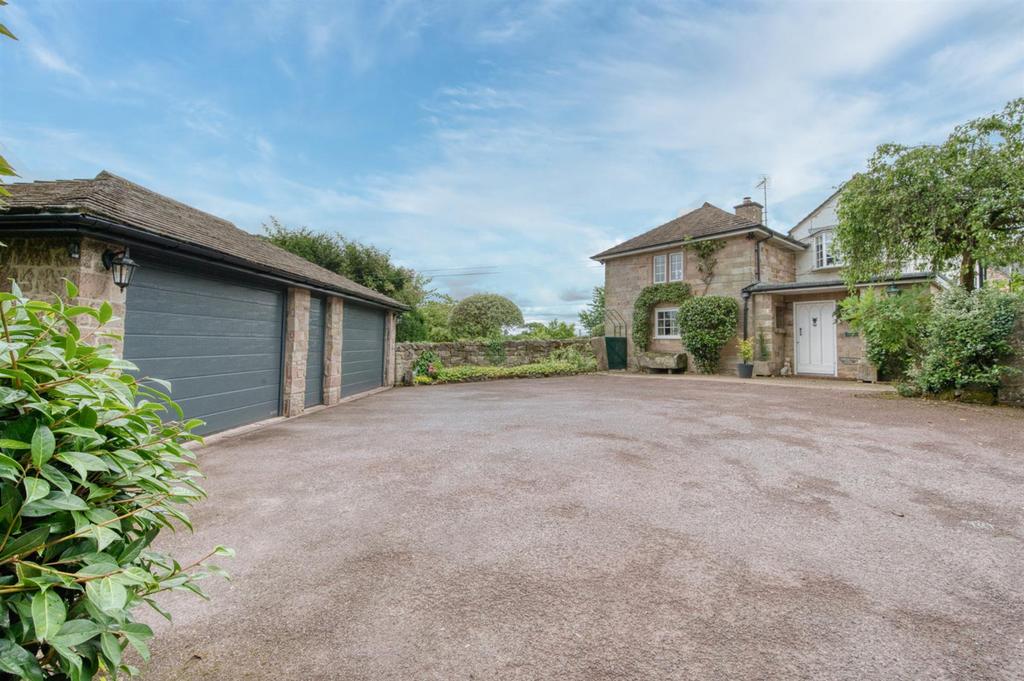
669;252;683;281
814;231;841;269
653;254;667;283
654;308;679;338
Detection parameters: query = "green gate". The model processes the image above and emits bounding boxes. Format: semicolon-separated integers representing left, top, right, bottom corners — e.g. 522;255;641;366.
605;309;628;370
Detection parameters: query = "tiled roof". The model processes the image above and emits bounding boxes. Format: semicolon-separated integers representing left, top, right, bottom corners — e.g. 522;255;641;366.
0;171;404;308
592;202;765;260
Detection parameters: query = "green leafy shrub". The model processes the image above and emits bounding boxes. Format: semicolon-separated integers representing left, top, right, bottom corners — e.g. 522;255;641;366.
448;294;524;339
0;281;229;680
432;360;594;384
838;286;932;379
737;338;754;364
411;350;442;379
547;345;597;371
677;296;738;373
631;283;692;352
483;337;507;366
395;309;428;342
912;287;1022;392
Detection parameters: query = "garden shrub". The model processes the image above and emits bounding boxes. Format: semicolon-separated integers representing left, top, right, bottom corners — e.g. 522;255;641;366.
411;350;442;379
0;281;229;680
737;337;754;364
547;346;597;371
631;283;692;352
483;337;507;366
432;360;595;384
677;296;738;373
912;287;1022;393
448;294;523;339
838;286;931;379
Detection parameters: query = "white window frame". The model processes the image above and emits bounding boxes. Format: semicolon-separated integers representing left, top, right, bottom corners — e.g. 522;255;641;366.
653;254;667;283
654;307;680;339
814;231;841;269
669;251;684;282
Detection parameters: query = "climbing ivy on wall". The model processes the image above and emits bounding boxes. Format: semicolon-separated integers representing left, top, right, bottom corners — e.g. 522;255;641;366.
686;238;726;293
632;282;693;352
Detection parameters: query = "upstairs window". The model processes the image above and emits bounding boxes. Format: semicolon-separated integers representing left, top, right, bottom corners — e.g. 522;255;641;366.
655;308;680;338
653;254;667;283
669;252;684;281
814;231;842;269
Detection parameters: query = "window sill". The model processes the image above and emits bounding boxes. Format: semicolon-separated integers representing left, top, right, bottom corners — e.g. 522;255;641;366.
654;335;681;340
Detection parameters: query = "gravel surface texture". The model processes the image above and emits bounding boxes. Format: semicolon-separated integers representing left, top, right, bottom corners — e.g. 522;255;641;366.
139;375;1024;680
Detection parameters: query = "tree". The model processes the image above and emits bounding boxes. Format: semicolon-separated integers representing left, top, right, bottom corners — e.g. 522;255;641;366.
515;319;576;339
448;294;524;339
577;287;605;337
836;98;1024;290
419;295;457;341
0;1;19;202
262;218;430;307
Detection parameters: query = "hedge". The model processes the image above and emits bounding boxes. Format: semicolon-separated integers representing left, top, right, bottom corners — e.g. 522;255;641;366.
425;360;595;384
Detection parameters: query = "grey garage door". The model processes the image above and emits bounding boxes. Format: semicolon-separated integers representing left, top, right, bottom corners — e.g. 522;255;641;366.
124;259;284;434
305;296;325;408
342;303;386;397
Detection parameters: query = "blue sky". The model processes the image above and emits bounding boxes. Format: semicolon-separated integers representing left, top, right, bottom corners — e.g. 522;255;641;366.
2;1;1022;322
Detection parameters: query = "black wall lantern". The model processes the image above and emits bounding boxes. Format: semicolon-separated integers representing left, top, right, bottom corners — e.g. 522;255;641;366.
101;248;139;291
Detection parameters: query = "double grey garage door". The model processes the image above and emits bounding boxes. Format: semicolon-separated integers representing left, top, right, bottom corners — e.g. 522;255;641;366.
124;259;284;435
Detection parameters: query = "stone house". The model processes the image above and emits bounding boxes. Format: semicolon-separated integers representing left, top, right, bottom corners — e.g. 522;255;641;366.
593;191;938;378
1;171;406;434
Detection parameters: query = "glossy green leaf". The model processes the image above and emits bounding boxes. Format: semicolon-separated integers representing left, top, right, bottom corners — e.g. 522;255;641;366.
23;477;50;503
100;632;122;667
85;577;127;615
0;639;44;681
51;618;102;647
31;424;55;468
0;525;50;560
32;588;67;641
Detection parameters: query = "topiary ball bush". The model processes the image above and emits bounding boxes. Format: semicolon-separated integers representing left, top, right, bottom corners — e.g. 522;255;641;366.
678;296;739;374
448;294;524;339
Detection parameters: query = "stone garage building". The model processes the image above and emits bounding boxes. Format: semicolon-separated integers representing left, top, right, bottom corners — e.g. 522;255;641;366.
0;171;406;434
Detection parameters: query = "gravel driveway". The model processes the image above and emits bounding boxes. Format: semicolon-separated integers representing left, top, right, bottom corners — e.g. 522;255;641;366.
140;375;1024;680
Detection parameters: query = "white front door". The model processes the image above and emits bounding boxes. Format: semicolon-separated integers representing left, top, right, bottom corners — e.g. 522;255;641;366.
794;301;837;375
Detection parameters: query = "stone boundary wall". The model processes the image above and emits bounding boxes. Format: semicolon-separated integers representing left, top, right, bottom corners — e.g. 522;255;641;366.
998;318;1024;407
395;338;594;385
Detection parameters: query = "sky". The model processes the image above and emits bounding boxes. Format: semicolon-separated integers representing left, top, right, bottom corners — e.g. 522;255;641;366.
1;1;1022;323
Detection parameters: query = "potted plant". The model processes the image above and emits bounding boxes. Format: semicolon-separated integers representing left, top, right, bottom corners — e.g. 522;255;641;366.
737;337;754;378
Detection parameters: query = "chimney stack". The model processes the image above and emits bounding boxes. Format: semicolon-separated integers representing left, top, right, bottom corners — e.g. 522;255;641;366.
734;196;763;225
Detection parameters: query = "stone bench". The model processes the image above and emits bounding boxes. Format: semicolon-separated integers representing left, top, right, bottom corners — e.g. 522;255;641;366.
637;352;687;374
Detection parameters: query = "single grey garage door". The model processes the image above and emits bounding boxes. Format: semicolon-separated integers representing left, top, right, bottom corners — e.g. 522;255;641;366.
342;303;386;397
305;296;325;408
124;259;284;434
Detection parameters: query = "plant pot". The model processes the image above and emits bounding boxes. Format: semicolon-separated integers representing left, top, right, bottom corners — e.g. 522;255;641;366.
736;363;754;378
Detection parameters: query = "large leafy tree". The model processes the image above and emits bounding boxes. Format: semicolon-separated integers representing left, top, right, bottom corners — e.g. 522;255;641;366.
836;98;1024;290
262;218;430;307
